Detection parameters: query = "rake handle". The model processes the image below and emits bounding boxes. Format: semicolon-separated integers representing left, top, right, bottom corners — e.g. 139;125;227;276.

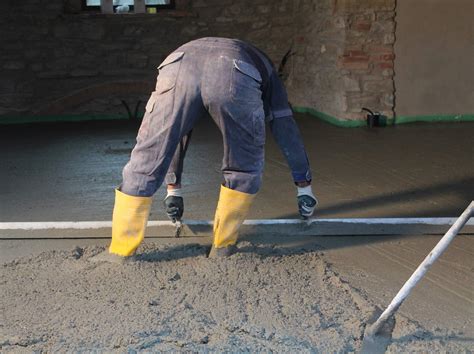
366;201;474;337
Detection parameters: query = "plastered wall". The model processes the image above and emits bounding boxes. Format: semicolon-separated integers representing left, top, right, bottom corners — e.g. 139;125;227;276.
394;0;474;118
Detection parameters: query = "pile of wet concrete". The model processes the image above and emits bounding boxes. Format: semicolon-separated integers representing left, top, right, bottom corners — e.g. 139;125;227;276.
0;243;468;352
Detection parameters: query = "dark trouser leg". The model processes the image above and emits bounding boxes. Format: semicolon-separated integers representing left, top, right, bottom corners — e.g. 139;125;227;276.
108;50;204;257
199;50;266;254
213;101;266;194
164;130;193;186
121;53;205;197
207;97;265;251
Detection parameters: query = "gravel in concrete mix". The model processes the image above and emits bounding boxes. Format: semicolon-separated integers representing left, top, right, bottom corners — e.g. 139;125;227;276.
0;242;470;352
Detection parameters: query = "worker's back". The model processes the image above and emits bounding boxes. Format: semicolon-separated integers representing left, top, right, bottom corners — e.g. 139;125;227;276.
168;37;291;122
177;37;273;83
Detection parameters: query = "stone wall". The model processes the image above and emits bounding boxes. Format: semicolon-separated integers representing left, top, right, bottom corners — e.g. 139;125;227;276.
0;0;194;117
0;0;396;122
336;0;396;120
288;0;396;120
287;0;346;118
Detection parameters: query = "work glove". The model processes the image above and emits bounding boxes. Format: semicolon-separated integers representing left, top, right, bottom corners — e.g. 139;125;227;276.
163;189;183;223
297;185;318;219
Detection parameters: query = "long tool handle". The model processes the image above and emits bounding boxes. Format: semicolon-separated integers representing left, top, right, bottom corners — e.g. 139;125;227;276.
366;201;474;336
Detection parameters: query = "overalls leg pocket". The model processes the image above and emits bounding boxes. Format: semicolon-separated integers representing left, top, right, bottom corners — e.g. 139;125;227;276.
131;52;185;176
228;59;265;146
231;59;262;103
154;51;185;119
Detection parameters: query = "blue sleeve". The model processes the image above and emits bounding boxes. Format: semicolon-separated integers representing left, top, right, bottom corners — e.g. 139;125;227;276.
265;71;312;183
269;115;312;183
267;72;293;120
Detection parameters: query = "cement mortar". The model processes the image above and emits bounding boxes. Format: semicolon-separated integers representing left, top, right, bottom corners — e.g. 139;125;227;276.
1;243;470;352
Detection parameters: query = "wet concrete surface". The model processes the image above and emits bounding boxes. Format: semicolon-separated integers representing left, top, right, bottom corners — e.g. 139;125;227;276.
7;240;457;352
1;114;473;350
1;234;473;351
1;113;473;222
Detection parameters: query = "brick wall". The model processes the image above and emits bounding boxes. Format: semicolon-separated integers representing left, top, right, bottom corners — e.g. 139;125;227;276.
0;0;396;122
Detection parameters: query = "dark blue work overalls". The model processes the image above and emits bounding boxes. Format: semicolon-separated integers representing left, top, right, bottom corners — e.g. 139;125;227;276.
121;37;311;197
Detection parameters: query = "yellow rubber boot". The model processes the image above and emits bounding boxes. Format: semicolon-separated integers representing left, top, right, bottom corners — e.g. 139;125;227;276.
211;185;256;256
109;189;153;257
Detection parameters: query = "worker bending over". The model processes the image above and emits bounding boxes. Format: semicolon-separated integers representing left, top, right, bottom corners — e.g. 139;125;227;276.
97;37;317;261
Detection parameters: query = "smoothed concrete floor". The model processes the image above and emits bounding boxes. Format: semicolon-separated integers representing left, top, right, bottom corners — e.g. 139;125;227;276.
1;114;473;221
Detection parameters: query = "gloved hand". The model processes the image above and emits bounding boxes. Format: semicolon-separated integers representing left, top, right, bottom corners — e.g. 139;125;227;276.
297;185;318;219
163;189;183;223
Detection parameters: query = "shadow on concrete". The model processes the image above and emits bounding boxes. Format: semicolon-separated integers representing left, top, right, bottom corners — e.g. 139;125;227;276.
135;243;208;262
236;241;325;257
134;234;415;263
391;331;474;345
234;178;474;253
259;175;474;221
239;233;409;254
306;177;473;218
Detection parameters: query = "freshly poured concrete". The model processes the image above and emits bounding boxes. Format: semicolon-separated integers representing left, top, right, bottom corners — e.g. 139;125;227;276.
1;235;473;352
1;115;473;351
